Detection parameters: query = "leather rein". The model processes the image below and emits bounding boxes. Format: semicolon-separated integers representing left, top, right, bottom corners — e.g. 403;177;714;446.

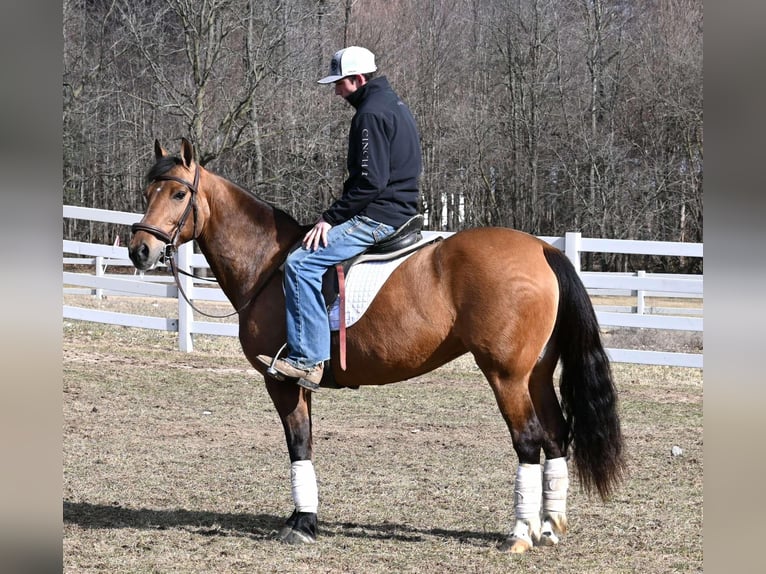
131;165;282;319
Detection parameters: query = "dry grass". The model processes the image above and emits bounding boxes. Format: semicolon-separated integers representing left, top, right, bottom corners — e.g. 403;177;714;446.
63;297;702;573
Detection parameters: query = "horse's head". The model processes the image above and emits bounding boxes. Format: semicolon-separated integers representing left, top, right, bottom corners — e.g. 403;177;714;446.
129;138;206;270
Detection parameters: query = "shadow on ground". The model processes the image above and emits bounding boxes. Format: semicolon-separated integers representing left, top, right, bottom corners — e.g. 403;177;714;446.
63;500;502;545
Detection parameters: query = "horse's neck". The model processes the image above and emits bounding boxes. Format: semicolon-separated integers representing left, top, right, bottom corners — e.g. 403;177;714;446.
195;173;301;309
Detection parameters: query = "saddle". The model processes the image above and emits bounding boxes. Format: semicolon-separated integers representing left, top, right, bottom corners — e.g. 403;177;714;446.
320;214;433;372
320;214;425;302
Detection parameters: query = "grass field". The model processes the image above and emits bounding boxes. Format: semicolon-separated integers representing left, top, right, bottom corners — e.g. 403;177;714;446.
63;299;702;573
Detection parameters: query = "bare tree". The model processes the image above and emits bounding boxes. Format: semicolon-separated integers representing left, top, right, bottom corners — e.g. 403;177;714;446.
63;0;703;272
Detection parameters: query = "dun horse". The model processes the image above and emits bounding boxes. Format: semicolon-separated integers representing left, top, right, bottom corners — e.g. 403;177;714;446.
128;138;624;553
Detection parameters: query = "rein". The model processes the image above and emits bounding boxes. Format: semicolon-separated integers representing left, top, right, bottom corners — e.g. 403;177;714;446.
131;165;285;319
166;254;283;319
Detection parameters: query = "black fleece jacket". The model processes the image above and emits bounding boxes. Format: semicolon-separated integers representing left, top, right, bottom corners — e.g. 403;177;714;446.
322;76;422;228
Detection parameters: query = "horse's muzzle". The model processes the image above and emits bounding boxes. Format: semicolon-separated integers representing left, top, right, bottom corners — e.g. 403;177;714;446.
128;240;152;270
128;236;167;271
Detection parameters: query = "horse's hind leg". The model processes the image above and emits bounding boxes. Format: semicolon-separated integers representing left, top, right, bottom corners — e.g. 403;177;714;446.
478;363;546;554
528;352;570;546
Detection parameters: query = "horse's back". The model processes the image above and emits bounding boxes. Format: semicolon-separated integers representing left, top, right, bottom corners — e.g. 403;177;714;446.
432;227;559;296
378;226;559;315
440;226;550;255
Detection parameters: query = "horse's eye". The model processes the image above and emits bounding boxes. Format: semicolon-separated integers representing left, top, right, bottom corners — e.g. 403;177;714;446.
173;191;186;201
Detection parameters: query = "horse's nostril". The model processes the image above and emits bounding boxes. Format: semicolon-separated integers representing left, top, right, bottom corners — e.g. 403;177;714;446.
129;242;150;268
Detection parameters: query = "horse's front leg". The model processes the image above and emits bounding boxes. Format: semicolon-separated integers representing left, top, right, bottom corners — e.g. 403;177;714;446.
265;379;317;544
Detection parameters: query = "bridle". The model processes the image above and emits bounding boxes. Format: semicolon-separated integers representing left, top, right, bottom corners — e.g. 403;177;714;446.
131;165;201;260
130;164;284;319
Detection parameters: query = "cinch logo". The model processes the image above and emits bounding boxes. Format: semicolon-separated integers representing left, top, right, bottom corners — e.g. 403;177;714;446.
360;128;370;176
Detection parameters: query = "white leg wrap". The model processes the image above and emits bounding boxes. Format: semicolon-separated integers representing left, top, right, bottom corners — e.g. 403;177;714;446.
514;463;542;521
290;460;318;514
543;457;569;515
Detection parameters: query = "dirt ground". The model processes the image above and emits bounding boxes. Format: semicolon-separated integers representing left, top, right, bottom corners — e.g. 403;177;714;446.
63;295;703;573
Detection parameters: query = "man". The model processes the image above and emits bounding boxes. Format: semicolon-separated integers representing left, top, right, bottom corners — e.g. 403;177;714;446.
257;46;423;390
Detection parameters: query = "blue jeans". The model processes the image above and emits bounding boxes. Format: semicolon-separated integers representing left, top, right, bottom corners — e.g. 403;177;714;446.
283;215;396;368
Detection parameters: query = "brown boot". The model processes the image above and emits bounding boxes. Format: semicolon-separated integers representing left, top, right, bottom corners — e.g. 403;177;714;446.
256;355;324;391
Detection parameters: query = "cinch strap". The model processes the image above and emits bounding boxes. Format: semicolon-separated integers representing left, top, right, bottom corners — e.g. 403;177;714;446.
336;263;347;370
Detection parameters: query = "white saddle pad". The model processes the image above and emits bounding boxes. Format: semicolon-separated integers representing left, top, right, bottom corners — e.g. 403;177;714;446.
328;250;418;331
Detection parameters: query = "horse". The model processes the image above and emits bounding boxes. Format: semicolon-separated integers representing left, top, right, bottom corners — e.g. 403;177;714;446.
128;138;625;553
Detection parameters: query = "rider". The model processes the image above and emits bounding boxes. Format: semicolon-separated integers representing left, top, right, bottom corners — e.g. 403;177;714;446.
257;46;423;389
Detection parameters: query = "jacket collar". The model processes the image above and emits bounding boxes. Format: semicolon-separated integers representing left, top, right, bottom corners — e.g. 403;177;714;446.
346;76;389;108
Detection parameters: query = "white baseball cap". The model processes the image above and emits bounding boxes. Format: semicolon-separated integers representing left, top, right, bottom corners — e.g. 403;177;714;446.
317;46;377;84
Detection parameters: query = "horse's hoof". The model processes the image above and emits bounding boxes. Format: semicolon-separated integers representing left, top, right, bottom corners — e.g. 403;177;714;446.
538;529;560;546
542;512;568;536
537;512;567;547
278;525;316;545
498;536;533;553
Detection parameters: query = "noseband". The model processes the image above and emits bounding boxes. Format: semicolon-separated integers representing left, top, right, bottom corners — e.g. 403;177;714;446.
131;165;201;259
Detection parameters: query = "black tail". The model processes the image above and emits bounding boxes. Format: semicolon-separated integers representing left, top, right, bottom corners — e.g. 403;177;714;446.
544;246;625;500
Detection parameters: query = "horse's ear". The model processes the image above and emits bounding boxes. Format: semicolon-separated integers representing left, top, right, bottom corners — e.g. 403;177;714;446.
180;138;195;168
154;140;169;160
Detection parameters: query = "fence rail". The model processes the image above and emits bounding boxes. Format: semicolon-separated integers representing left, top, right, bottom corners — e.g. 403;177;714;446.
63;206;703;368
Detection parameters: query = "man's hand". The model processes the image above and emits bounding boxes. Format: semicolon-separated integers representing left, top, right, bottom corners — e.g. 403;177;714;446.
302;217;332;251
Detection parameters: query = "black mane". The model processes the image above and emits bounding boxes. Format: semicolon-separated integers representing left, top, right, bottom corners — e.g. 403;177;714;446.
143;153;304;229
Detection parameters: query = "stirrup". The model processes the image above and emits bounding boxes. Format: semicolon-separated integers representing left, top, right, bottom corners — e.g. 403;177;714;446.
265;343;288;379
295;377;321;392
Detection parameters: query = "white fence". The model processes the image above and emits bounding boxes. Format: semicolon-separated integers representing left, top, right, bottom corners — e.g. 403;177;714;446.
63;205;703;368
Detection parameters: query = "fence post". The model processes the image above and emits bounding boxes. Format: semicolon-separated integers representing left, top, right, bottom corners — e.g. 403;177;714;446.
177;243;194;352
94;256;104;299
636;270;646;315
564;232;582;273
